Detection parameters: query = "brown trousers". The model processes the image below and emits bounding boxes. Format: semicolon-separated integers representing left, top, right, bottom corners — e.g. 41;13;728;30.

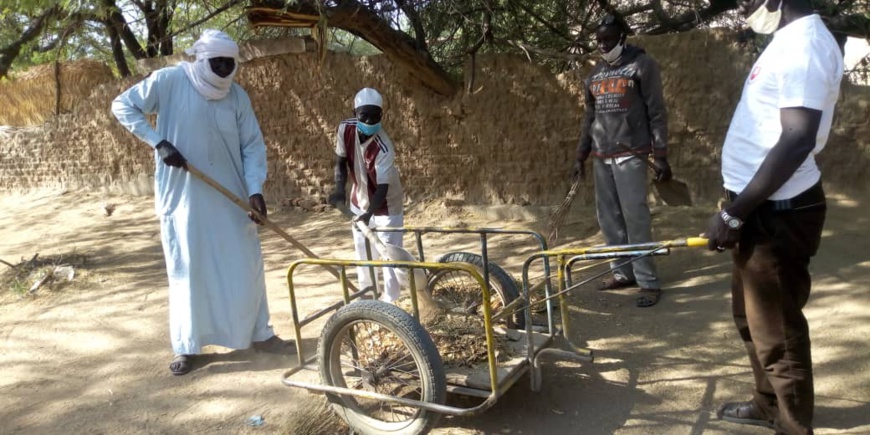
729;183;826;435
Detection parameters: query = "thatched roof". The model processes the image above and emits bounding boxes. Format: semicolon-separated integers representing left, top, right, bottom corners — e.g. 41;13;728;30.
0;60;114;127
246;1;322;28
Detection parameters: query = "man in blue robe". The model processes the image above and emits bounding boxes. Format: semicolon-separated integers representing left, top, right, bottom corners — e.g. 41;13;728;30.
112;29;291;376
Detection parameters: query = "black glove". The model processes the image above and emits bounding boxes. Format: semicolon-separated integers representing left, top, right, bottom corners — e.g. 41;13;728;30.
653;157;672;182
156;140;187;169
328;190;346;207
248;194;267;225
571;149;590;181
571;159;586;181
704;210;740;252
354;211;373;226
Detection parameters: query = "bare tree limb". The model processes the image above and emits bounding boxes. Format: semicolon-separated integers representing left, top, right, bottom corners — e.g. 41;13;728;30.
646;0;738;34
249;0;458;95
102;0;148;59
0;258;16;269
163;0;244;43
395;0;428;50
513;1;573;42
105;18;132;76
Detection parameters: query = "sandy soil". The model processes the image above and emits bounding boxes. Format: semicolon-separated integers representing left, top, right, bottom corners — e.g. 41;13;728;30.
0;188;868;434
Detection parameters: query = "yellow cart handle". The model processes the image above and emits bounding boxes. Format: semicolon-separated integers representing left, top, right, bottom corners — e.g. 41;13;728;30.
684;237;708;248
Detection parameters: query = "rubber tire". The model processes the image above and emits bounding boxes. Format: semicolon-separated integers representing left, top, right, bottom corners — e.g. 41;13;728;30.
429;251;525;329
318;300;446;435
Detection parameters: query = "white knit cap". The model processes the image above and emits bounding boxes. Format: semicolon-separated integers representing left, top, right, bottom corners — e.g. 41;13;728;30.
354;88;383;108
185;29;239;61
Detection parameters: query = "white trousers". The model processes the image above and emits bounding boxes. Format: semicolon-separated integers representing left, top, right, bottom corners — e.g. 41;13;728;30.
353;214;404;303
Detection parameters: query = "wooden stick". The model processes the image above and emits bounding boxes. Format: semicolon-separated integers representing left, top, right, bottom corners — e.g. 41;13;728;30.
0;258;17;269
186;164;354;289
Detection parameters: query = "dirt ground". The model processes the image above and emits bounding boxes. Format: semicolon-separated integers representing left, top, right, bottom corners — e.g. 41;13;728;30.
0;188;868;435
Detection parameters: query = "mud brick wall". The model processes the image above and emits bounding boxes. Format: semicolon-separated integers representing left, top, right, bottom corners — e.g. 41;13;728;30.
1;29;869;206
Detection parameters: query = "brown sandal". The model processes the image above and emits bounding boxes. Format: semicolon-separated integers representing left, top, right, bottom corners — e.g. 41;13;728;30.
169;354;193;376
597;276;636;291
636;288;662;307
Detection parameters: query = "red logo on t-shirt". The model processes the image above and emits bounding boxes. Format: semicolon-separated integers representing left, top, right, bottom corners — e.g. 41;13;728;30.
750;66;761;82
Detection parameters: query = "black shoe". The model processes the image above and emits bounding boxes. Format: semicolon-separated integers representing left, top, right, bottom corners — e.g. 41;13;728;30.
716;401;775;429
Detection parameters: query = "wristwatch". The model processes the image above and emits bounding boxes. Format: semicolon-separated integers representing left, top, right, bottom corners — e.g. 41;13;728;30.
720;210;743;230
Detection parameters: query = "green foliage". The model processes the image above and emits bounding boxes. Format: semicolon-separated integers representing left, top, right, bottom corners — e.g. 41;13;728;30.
2;0;868;80
419;0;594;73
329;28;380;56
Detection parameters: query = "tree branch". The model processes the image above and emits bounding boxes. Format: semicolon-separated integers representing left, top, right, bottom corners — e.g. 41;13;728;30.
0;5;61;79
394;0;427;50
162;0;243;44
249;0;458;95
646;0;738;34
824;12;870;39
104;18;132;76
101;0;148;59
514;1;573;42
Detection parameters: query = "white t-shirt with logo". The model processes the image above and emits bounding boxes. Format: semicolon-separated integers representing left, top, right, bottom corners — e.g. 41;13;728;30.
721;14;844;200
335;120;404;216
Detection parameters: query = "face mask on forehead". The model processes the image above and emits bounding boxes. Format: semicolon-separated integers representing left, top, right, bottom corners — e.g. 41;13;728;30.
746;0;783;35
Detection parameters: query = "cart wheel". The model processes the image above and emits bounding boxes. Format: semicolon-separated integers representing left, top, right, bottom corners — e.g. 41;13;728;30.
318;300;446;435
427;252;526;329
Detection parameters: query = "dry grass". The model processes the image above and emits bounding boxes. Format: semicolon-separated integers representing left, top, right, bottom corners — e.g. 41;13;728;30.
0;251;91;300
547;177;582;246
424;312;510;367
281;395;349;435
396;296;511;368
0;60;114;126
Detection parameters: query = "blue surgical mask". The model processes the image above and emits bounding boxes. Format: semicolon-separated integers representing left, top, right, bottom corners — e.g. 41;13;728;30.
357;121;381;136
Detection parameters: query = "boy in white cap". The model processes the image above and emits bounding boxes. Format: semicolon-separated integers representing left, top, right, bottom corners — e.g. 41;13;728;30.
328;88;405;303
112;29;291;376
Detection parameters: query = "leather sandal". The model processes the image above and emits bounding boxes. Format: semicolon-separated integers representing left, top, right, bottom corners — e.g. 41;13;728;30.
716;401;776;429
636;288;662;307
169;354;193;376
597;276;636;291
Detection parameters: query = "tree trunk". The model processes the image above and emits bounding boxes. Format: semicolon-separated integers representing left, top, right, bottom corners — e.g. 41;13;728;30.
141;1;160;58
157;0;174;56
248;0;458;96
102;0;148;59
105;20;132;77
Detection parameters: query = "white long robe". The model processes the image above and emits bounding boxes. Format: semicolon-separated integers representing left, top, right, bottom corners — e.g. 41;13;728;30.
112;66;273;355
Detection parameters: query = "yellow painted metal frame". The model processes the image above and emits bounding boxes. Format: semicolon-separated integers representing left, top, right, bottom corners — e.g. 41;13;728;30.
515;237;708;389
279;232;708;417
281;257;507;416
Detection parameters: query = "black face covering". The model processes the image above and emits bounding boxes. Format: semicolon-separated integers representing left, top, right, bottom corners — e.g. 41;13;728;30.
208;57;236;78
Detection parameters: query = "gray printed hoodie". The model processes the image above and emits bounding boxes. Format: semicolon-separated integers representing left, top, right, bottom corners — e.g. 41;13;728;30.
577;45;668;159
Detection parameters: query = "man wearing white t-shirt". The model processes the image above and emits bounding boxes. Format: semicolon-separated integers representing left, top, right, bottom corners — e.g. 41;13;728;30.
704;1;843;433
328;88;405;303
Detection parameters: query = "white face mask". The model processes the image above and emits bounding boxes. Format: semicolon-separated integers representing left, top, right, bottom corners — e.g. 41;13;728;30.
745;0;783;34
601;41;624;64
